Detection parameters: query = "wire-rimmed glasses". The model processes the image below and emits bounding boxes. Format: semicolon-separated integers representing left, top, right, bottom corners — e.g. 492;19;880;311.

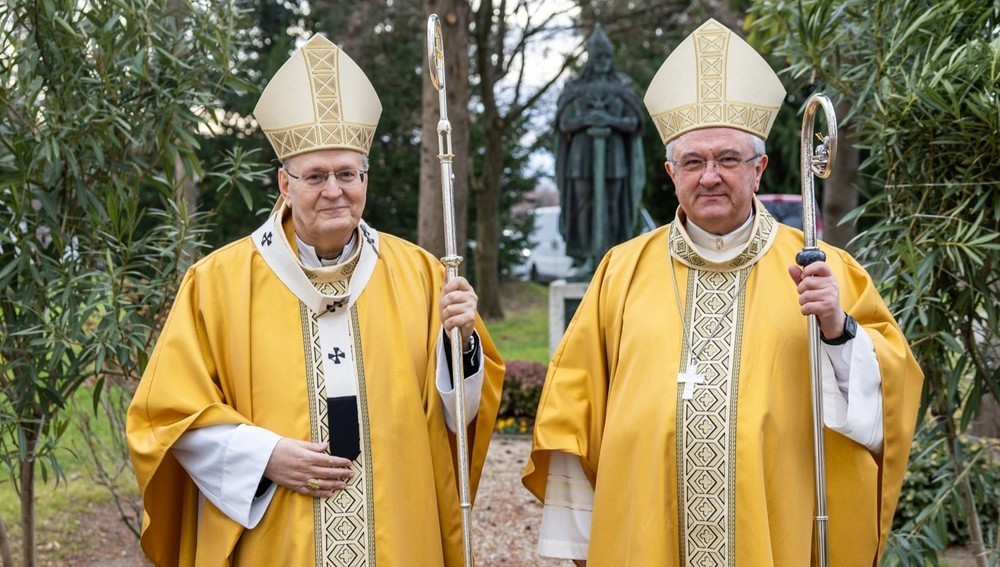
284;168;368;191
669;154;762;174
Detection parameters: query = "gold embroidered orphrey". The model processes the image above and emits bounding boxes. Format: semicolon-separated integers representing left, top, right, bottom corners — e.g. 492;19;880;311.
262;40;377;160
675;266;746;565
301;298;375;564
649;20;779;145
668;211;775;565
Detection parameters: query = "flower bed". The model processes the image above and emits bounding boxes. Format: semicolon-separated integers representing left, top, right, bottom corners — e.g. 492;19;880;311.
496;360;547;434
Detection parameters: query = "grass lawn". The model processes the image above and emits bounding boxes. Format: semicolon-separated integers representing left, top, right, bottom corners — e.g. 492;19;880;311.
487;280;551;365
0;388;140;563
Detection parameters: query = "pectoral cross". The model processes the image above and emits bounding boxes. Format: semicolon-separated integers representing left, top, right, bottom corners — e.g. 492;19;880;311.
677;364;704;401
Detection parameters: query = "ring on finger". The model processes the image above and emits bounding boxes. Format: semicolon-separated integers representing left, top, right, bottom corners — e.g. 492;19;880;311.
306;478;320;491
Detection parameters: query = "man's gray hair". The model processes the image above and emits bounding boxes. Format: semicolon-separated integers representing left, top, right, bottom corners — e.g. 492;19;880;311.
665;131;766;163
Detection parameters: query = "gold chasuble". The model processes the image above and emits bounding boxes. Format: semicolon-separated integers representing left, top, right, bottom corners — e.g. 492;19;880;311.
523;204;922;566
128;202;504;566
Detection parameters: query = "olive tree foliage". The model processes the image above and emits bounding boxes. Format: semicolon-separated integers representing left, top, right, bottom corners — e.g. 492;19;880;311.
750;1;999;564
0;0;266;563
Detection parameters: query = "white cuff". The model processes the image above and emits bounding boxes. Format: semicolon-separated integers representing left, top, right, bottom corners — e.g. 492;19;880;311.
436;332;485;432
538;452;592;560
821;329;884;451
172;424;282;528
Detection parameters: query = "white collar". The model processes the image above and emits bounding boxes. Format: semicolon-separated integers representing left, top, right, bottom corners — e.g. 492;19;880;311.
684;212;755;262
296;233;358;269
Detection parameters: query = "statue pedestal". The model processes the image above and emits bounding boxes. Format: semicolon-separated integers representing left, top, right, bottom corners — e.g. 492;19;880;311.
548;279;589;357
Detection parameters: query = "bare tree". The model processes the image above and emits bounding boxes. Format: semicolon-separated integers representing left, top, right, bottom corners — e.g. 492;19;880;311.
470;0;583;319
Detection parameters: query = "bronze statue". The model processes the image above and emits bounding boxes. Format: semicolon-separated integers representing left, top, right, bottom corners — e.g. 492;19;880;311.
555;24;645;274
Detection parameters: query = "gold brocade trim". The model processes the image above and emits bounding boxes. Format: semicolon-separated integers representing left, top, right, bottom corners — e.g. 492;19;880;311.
339;249;363;279
316;280;350;297
695;23;728;107
310;227;365;301
668;201;778;272
298;226;364;288
675;266;748;566
265;123;378;161
302;302;375;566
351;306;377;555
651;103;778;146
668;227;707;268
304;41;343;124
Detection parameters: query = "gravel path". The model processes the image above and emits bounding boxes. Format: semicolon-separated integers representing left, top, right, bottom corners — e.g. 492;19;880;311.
472;436;565;566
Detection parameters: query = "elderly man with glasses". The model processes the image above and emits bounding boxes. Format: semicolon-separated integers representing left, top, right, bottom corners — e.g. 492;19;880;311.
522;19;922;566
127;35;504;566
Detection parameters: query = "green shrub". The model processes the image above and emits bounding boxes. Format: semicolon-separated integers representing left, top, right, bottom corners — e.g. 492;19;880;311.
889;426;999;558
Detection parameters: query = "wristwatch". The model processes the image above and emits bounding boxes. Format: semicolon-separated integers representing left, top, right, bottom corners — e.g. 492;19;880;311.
821;313;857;346
463;332;477;354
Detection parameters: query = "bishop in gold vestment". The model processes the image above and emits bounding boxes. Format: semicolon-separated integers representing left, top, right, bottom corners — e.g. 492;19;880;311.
127;34;504;566
523;19;922;566
523;205;922;565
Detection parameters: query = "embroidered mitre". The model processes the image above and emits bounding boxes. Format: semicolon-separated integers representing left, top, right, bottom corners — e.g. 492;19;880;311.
644;19;786;144
254;35;382;159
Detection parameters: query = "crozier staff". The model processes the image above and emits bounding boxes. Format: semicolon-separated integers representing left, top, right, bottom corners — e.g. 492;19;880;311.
523;18;922;566
127;34;504;566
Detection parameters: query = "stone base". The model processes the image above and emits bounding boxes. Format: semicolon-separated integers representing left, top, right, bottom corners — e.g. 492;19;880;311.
548;279;589;357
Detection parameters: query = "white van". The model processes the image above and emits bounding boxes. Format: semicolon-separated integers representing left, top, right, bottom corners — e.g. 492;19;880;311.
512;206;574;283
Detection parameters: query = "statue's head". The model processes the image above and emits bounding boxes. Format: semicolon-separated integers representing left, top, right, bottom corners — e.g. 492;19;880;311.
585;24;614;75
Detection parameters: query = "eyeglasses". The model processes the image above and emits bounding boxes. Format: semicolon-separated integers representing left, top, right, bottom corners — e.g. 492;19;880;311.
284;168;368;190
669;154;762;174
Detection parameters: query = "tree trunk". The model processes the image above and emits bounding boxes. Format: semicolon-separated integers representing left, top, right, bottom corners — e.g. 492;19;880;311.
19;426;37;567
821;100;859;250
0;514;14;567
419;0;471;264
470;0;504;319
474;122;505;319
943;417;989;567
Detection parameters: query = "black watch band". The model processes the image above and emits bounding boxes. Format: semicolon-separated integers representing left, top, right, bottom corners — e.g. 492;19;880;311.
821;313;857;346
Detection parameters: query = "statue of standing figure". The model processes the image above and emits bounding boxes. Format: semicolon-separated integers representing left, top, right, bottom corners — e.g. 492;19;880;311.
555;24;646;275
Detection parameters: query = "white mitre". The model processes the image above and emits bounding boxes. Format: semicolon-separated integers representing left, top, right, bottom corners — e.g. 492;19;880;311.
644;19;786;144
254;35;382;160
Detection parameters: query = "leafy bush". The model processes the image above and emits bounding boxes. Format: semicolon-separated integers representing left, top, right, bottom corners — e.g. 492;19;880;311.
0;1;267;559
886;424;1000;564
496;360;547;434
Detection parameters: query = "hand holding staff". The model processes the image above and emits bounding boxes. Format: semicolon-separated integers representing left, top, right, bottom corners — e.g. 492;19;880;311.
427;13;475;566
796;92;838;567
